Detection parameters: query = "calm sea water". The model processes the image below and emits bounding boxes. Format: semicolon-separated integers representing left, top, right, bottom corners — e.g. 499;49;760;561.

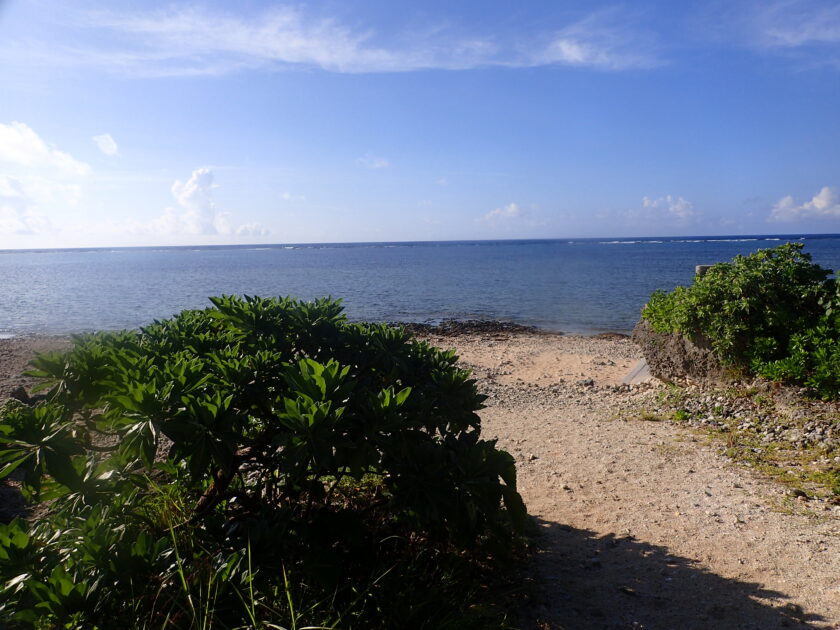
2;235;839;337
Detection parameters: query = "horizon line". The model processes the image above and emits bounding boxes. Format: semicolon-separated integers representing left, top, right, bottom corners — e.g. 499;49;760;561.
1;232;837;254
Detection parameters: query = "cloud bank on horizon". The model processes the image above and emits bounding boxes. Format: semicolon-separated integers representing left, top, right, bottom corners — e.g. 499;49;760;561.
1;0;840;248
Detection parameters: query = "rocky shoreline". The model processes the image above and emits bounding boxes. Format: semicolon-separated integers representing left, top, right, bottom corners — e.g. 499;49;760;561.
393;318;542;336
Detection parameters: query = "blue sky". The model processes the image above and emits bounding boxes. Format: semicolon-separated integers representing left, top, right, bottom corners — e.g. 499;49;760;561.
1;0;839;248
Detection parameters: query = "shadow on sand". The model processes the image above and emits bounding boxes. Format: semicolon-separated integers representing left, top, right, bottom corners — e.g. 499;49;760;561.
524;518;828;630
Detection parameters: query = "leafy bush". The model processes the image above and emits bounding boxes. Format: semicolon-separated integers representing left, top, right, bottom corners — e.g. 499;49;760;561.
754;309;840;399
643;243;840;398
0;296;526;629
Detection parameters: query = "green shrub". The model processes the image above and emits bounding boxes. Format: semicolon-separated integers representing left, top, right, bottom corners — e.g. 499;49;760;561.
643;243;840;398
0;296;526;629
754;311;840;399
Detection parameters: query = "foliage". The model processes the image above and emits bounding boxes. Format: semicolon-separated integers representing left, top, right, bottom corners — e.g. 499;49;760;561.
643;243;840;398
0;296;526;629
753;309;840;399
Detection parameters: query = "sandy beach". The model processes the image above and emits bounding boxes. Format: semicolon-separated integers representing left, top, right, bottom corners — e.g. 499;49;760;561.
2;331;839;629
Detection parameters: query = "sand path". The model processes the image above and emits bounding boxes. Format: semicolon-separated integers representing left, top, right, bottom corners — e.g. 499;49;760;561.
430;331;840;630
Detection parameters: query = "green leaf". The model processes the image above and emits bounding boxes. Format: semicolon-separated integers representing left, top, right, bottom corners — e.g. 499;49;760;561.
42;450;79;487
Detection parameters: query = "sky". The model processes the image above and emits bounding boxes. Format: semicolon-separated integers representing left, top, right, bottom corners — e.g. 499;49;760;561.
1;0;839;248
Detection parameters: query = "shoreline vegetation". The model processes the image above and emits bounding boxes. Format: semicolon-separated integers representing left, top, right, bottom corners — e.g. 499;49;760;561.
2;314;840;626
1;323;837;503
0;300;532;629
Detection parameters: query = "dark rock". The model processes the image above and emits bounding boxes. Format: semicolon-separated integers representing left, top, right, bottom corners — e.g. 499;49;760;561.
0;482;27;523
631;319;729;384
591;332;630;340
393;319;541;337
8;385;30;404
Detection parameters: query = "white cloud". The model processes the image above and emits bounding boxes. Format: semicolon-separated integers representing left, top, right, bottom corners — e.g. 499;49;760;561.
236;222;270;237
0;208;53;236
22;6;659;76
93;133;119;156
171;169;215;219
642;195;695;219
769;186;840;221
356;153;389;169
0;122;90;177
750;0;840;48
280;191;305;201
0;176;25;201
0;175;55;235
535;9;661;70
134;168;269;238
167;168;229;235
14;177;82;207
480;202;522;224
0;123;88;241
709;1;840;68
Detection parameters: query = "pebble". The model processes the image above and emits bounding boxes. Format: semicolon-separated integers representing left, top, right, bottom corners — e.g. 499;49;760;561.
651;383;839;452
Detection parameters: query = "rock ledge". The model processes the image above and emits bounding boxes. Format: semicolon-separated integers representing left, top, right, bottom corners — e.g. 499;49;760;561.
631;318;729;384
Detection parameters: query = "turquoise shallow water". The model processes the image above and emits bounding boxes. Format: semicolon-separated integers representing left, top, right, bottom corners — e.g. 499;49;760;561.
1;235;839;336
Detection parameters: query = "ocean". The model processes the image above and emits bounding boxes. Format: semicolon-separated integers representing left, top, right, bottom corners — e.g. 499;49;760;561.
1;235;839;337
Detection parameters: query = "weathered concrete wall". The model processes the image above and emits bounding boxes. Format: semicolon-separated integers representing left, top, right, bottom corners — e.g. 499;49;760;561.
631;318;729;384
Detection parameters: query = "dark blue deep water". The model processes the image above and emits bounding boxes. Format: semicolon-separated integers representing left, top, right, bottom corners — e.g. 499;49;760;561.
2;235;839;337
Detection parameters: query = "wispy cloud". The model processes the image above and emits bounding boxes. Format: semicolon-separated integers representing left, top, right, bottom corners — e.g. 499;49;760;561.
93;133;119;156
706;1;840;68
769;186;840;221
533;8;662;71
749;0;840;49
616;194;699;229
18;5;661;77
642;194;695;220
356;154;390;169
479;202;522;225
